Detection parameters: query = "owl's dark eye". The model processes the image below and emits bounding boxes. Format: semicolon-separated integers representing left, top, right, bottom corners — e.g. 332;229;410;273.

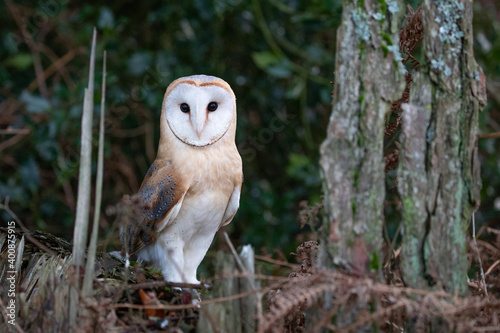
180;103;190;113
207;102;218;112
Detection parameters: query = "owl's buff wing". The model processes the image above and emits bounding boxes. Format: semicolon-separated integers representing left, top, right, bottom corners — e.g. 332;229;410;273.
123;158;187;254
220;185;241;227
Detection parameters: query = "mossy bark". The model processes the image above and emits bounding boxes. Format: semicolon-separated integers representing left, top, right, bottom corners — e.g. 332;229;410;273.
398;0;486;295
319;0;405;276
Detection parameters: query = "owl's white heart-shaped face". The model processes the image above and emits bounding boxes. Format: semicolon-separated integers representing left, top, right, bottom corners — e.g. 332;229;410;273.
164;80;235;147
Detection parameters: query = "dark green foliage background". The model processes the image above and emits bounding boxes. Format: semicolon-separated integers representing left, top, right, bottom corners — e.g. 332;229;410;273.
0;0;499;258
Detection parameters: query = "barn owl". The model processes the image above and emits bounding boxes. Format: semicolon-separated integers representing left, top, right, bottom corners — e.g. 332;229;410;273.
122;75;242;284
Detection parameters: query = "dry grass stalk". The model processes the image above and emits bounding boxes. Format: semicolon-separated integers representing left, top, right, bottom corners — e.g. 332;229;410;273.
83;50;107;297
70;27;97;327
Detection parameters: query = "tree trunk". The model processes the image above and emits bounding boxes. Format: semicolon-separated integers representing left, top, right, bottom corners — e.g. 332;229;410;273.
319;0;405;276
398;0;486;295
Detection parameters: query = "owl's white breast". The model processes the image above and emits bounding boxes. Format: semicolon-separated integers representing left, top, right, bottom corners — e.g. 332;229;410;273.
162;124;241;228
164;189;228;241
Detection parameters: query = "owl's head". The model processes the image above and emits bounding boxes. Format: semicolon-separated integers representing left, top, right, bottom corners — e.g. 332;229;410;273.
160;75;236;148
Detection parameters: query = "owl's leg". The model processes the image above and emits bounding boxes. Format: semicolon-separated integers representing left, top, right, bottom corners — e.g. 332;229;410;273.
183;233;216;284
138;236;186;283
158;237;187;283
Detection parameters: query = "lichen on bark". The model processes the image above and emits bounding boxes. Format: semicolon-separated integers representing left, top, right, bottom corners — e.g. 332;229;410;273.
397;0;486;295
319;0;405;276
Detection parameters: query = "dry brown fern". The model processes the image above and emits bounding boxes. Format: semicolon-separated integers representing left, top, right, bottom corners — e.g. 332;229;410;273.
262;268;500;332
399;5;423;69
262;208;500;332
263;279;335;333
264;241;319;333
297;201;323;230
384;5;424;172
383;149;400;173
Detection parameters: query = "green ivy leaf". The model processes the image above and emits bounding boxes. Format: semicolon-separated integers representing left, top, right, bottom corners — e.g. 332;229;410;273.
251;51;279;69
7;53;33;70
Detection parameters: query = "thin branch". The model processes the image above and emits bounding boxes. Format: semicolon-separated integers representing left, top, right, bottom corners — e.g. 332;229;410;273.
250;0;329;85
472;212;488;295
0;131;30;153
478;131;500;139
254;254;298;268
484;259;500;276
223;232;250;274
114;290;256;311
0;128;30;135
223;232;263;329
26;48;83;93
36;43;76;89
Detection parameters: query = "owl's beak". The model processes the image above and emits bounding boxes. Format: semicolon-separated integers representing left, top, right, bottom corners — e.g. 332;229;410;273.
191;107;206;139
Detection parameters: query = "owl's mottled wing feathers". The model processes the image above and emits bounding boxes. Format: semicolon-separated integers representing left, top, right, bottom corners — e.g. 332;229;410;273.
124;158;186;254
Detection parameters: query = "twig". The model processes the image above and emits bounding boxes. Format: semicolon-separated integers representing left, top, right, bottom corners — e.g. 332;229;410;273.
477;240;500;255
0;128;30;135
250;0;329;86
223;232;249;274
484;259;500;276
0;99;21;124
115;289;257;311
215;272;288;281
486;226;500;235
339;300;410;332
194;289;258;305
0;131;30;153
36;43;76;89
316;293;351;333
26;48;83;93
254;254;298;268
223;234;259;291
115;315;129;330
223;232;263;329
478;131;500;139
472;211;488;296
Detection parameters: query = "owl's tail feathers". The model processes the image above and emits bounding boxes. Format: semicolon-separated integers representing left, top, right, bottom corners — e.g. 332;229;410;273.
109;251;132;269
117;194;157;256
